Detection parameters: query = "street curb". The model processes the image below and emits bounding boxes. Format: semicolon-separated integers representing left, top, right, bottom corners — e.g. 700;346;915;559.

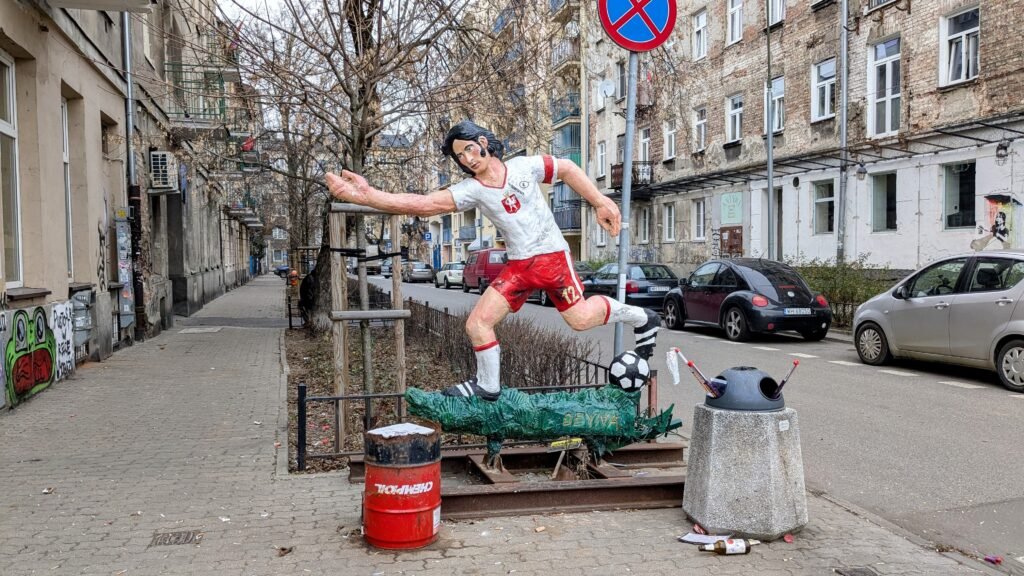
275;329;290;480
824;328;854;344
813;490;1006;576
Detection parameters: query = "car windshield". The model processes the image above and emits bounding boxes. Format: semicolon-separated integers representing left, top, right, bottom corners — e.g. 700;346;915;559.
740;263;810;299
628;265;677;280
413;263;428;269
452;263;465;270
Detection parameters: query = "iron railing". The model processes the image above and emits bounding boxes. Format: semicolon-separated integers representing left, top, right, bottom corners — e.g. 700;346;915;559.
551;38;580;69
553;208;581;231
610;160;657;189
553;146;581;168
551;92;581;125
165;62;226;121
458;225;476;241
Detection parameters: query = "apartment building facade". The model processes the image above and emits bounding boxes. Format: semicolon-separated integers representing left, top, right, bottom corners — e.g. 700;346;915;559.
583;0;1023;273
0;0;261;408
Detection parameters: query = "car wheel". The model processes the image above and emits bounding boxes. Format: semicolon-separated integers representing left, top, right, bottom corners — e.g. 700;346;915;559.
800;327;828;341
443;278;450;289
435;278;441;288
462;281;470;293
478;279;488;294
664;299;686;330
855;323;892;366
996;339;1024;392
723;307;750;342
538;291;549;307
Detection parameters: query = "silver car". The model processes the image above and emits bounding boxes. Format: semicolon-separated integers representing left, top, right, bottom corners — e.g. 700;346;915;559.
853;250;1024;392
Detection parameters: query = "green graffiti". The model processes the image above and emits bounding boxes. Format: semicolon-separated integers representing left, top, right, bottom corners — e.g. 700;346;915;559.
5;308;56;406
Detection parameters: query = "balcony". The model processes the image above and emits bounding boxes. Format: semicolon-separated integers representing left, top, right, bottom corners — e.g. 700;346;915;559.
492;41;524;73
553;146;581;169
550;0;578;23
551;38;579;71
493;6;514;35
610;161;657;189
166;62;228;138
551;92;581;126
458;225;477;242
553;207;581;232
442;229;452;243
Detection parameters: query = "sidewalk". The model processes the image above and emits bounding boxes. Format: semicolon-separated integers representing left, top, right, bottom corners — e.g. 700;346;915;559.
0;276;995;575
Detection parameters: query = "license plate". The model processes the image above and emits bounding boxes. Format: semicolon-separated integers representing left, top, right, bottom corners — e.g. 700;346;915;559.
649;286;669;293
784;308;812;316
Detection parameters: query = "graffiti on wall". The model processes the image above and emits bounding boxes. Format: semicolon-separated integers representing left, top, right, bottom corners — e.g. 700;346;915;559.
971;194;1023;251
2;304;75;407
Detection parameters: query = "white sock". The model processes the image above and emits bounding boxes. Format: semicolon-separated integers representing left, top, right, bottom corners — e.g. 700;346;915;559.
602;296;647;328
474;341;501;393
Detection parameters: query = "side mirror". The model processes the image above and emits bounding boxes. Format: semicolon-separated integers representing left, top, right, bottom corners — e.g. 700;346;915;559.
894;285;908;299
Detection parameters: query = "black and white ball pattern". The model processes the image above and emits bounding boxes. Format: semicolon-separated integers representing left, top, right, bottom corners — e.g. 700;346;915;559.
609;350;651;391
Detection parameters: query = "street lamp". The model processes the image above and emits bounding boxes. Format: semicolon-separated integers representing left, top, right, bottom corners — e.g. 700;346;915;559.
996;139;1011;166
855;163;867;181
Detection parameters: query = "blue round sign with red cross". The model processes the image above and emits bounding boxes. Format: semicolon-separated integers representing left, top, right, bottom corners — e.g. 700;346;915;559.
598;0;676;53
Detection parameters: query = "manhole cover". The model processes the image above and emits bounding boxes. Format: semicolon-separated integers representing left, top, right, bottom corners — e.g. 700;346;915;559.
835;569;879;576
180;327;223;334
150;531;202;546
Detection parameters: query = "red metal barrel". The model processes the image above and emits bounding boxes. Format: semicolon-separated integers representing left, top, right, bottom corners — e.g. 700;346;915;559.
363;423;441;549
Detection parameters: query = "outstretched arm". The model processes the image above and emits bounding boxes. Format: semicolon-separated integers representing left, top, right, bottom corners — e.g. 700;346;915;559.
557;159;622;236
326;170;457;217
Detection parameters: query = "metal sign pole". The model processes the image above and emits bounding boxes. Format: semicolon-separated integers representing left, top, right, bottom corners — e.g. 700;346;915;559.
614;51;639;356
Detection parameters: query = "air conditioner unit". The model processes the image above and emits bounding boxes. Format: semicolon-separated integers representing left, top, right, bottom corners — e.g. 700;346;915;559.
149;151;179;193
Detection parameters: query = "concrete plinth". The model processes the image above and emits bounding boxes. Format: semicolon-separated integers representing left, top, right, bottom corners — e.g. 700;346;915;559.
682;404;807;540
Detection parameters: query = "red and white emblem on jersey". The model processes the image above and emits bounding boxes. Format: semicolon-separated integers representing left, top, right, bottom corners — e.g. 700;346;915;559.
501;193;522;214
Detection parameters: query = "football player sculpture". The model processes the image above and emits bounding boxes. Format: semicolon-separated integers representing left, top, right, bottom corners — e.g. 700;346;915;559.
405;350;681;470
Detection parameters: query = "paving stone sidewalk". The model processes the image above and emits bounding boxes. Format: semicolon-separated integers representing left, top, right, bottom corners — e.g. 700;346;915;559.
0;276;996;575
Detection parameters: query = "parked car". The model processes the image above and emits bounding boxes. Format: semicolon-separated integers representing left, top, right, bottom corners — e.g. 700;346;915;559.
381;260;407;278
853;250;1024;392
402;261;434;283
582;262;679;311
273;265;290;278
662;258;832;341
434;262;465;289
463;248;507;294
529;261;598;306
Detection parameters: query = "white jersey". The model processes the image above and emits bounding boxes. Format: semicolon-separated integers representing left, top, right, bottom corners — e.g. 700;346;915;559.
448;155;570;261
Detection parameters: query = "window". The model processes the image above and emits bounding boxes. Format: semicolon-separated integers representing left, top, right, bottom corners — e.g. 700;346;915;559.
616;61;627;99
62;98;73;279
639;207;650;243
142;12;152;63
616;134;625;164
596;214;607;245
967;258;1024;293
769;0;785;24
907;258;966;298
694;107;707;151
869;38;901;137
594;75;607;111
693;10;708;60
693;198;706;239
764;76;785;133
812;180;834;235
0;52;22;287
639;128;650;162
812;58;836;121
944;162;976;229
664;120;676;159
872;173;897;231
941;8;979;86
663;203;676;241
727;95;743;143
597;141;606;178
728;0;743;44
690;263;721;288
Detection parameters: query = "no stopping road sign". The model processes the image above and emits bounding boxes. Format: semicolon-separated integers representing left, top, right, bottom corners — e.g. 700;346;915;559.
598;0;676;53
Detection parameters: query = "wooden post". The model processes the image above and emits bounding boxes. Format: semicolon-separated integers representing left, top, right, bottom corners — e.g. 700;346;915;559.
390;215;406;417
329;212;347;448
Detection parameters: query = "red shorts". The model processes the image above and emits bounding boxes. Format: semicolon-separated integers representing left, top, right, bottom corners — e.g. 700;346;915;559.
490;251;585;313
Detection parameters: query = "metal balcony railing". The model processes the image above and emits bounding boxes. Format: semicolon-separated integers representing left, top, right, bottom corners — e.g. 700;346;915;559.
552;146;581;168
442;229;452;243
551;38;580;69
610;161;657;189
165;62;226;121
553;208;581;231
551;92;581;125
458;225;477;241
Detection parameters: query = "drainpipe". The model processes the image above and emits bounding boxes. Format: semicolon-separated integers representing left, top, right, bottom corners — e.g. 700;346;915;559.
765;0;775;260
836;0;850;263
122;12;145;341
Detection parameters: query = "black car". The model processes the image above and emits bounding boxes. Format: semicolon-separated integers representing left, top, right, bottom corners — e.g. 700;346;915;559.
582;262;679;311
662;258;832;341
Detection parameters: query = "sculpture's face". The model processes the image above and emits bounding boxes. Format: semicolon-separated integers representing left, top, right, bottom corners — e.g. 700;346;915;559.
6;309;55;395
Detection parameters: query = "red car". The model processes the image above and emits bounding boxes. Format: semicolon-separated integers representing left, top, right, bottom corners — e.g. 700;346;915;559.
462;248;507;294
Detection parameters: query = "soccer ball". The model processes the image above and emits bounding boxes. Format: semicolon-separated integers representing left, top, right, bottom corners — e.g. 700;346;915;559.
609;350;651;392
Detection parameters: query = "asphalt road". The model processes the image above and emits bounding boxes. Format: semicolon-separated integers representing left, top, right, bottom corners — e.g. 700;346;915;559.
374;276;1024;569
